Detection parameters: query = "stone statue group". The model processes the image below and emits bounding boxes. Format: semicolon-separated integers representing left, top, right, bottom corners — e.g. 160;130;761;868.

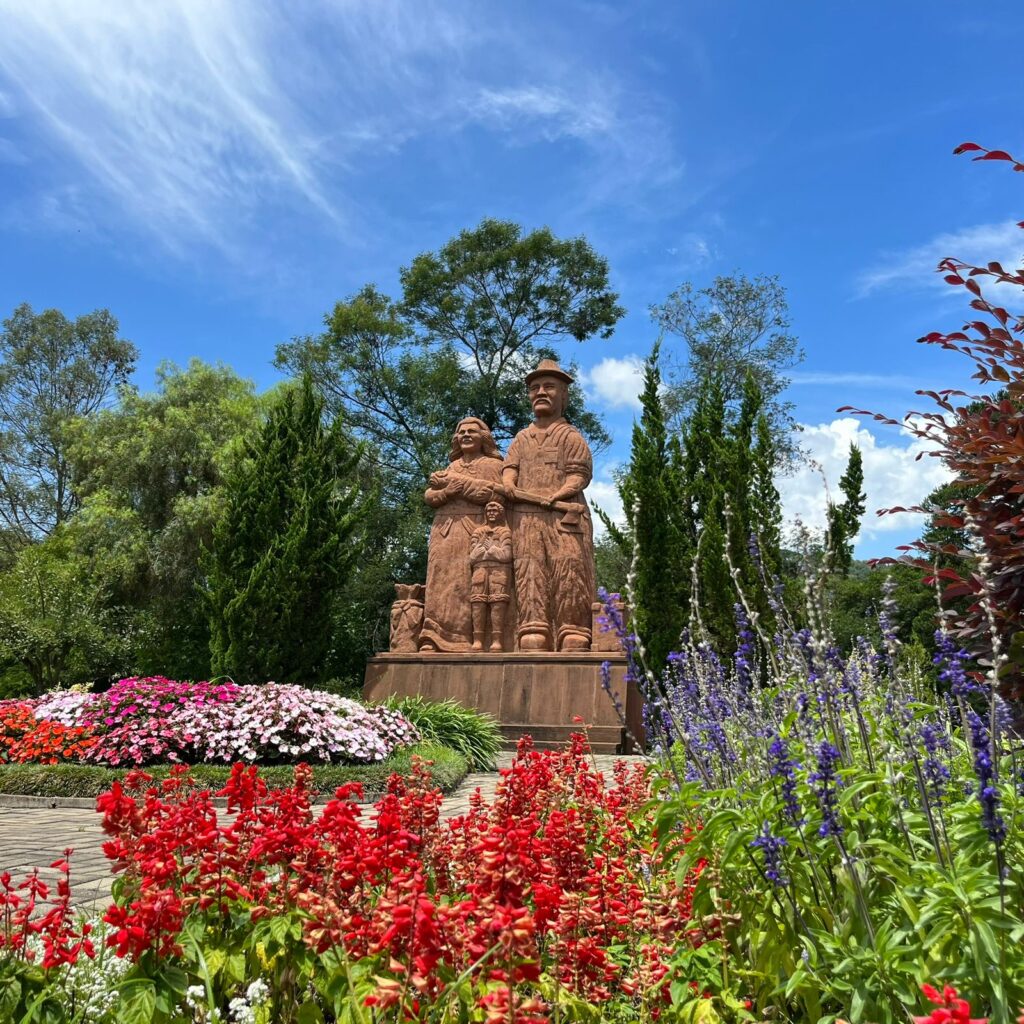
389;360;599;655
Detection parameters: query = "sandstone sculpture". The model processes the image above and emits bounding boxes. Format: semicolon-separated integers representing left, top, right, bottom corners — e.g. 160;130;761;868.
468;500;513;651
390;583;425;652
418;417;505;652
502;360;597;652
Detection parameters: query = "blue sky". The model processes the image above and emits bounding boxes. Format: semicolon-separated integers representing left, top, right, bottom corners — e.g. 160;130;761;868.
1;1;1022;557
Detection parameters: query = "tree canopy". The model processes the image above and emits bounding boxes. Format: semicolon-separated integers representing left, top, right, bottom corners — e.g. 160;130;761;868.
651;273;804;465
275;219;621;492
207;377;373;685
0;303;137;548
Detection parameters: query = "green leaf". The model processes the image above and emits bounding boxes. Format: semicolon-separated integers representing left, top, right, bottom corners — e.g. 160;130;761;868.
226;952;247;985
118;979;157;1024
297;1001;326;1024
0;975;22;1021
203;947;227;979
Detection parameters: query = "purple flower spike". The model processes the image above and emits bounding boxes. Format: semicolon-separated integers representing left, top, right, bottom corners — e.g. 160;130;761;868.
767;733;804;827
809;740;844;838
966;710;1006;846
751;821;789;885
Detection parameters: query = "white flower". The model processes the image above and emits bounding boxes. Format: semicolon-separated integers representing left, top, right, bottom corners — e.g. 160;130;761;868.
246;979;270;1005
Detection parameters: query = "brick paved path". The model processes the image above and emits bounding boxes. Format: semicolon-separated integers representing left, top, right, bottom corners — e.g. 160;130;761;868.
0;753;643;911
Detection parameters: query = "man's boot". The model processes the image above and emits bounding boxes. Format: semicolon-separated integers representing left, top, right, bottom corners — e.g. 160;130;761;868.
489;603;508;652
471;602;486;651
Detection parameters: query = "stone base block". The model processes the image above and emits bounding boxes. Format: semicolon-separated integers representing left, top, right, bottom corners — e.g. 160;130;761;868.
363;652;643;754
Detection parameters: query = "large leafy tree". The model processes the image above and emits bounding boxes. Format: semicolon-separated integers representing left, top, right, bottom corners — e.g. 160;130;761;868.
275;220;622;492
67;360;261;678
651;273;804;465
0;303;137;548
0;531;129;694
207;377;373;685
275;221;623;671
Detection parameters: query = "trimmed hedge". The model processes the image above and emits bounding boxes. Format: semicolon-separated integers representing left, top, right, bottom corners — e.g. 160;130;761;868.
0;741;469;800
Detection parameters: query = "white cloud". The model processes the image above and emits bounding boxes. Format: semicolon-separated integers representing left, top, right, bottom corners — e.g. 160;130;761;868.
0;0;682;257
857;220;1024;297
581;355;646;410
588;465;624;539
788;370;924;389
470;85;615;142
779;417;952;551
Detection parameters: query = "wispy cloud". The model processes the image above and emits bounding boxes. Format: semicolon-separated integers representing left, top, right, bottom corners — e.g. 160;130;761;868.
857;220;1024;297
0;0;682;262
0;0;347;255
788;370;925;389
470;85;616;142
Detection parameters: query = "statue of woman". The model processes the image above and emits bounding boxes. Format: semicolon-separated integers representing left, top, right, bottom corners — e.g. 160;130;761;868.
419;417;506;652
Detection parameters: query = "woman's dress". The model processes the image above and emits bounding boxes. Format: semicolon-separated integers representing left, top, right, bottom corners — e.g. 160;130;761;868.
419;455;504;651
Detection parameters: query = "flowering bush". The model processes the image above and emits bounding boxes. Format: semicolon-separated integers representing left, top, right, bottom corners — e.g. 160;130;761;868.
33;688;99;727
601;563;1024;1022
89;736;724;1022
0;700;98;764
0;677;420;768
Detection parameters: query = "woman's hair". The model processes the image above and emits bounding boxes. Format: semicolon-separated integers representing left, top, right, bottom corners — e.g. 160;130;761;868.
448;417;503;463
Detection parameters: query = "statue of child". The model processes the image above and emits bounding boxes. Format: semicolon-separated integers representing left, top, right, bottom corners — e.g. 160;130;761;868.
468;500;513;651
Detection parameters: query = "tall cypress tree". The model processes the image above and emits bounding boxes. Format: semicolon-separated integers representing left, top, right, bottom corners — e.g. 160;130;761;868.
207;376;372;683
682;375;735;647
749;411;783;575
826;444;866;576
613;343;690;668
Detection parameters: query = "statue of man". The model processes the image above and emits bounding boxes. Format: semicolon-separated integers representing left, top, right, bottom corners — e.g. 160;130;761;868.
502;360;597;652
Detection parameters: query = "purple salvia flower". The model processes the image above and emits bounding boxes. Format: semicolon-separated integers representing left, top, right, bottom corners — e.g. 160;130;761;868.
768;733;804;827
733;603;755;694
751;821;788;885
966;710;1006;845
919;720;950;803
933;630;985;699
809;740;844;838
599;660;626;725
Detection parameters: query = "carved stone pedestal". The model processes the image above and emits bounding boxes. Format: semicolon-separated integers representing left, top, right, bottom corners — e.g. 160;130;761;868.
363;652;643;754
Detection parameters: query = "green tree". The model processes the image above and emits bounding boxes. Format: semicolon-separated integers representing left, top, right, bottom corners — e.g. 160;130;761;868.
593;532;630;597
651;274;804;465
826;444;866;576
400;218;622;444
749;410;783;576
0;531;129;694
207;377;373;684
67;360;261;677
275;220;622;492
0;303;137;548
608;344;690;668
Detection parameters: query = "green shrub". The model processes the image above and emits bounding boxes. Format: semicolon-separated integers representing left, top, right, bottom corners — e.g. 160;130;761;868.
382;696;502;770
0;741;468;799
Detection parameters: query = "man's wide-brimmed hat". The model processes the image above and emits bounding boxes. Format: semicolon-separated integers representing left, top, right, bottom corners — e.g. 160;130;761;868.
525;359;574;387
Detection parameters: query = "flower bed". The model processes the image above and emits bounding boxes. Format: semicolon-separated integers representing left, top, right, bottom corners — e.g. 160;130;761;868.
0;677;419;768
0;737;721;1023
598;575;1024;1023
